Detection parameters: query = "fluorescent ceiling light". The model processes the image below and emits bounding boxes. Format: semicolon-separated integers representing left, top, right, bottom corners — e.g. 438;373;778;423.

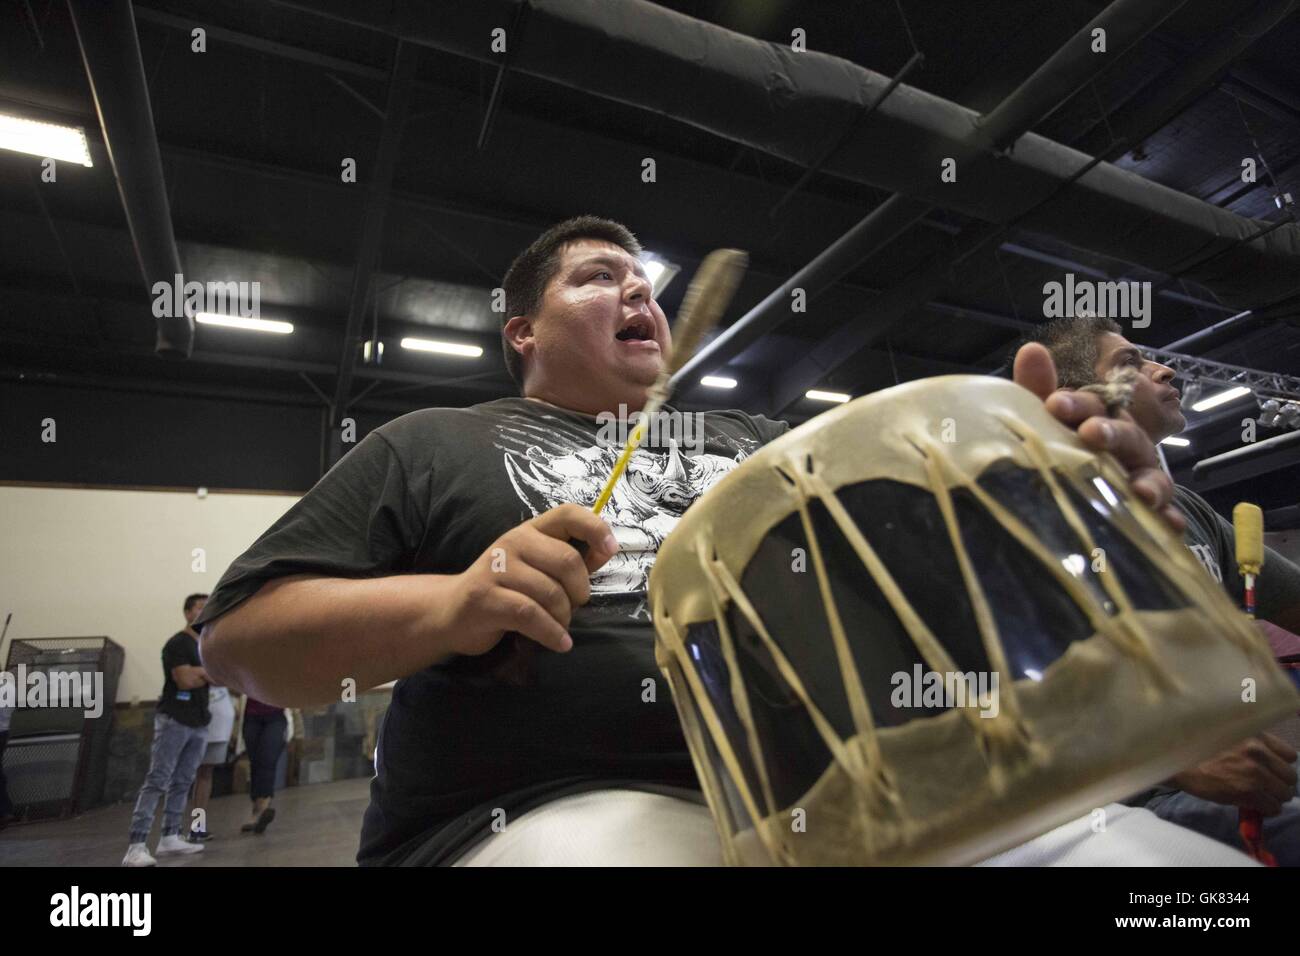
700;375;737;389
1191;385;1251;412
806;389;850;404
1159;436;1190;447
400;337;483;358
0;113;93;166
196;312;293;334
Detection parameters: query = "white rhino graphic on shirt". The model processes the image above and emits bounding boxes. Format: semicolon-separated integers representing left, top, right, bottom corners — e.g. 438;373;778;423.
503;438;746;596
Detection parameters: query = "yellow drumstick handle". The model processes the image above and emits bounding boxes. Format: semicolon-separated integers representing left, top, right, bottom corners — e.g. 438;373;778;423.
1233;502;1264;579
1231;501;1274;864
592;419;646;516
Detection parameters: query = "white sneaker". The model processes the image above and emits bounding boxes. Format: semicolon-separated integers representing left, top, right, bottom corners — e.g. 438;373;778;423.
121;843;157;867
155;833;204;856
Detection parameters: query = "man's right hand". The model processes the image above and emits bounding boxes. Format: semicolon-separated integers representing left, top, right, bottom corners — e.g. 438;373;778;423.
443;503;620;658
1170;734;1299;816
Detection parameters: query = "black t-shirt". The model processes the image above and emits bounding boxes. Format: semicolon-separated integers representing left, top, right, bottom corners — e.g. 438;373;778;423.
193;397;789;864
1173;485;1300;620
157;630;210;728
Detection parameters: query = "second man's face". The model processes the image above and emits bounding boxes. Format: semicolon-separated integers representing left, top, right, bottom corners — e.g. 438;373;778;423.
1093;332;1186;442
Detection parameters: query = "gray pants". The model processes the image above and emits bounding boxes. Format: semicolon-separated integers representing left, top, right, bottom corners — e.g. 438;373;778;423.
128;712;208;844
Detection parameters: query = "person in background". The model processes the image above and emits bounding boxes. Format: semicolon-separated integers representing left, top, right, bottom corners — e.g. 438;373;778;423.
1028;315;1300;864
240;695;286;834
188;682;237;842
122;594;213;867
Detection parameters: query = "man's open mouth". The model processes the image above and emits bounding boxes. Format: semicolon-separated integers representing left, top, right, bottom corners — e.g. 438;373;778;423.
615;319;654;342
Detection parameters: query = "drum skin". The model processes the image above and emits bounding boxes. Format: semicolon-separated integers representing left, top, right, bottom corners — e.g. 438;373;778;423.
649;375;1300;866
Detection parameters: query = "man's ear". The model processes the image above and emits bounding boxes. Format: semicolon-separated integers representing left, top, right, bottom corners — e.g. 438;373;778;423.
503;314;535;361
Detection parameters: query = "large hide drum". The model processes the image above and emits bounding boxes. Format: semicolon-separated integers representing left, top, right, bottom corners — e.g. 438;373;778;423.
649;376;1300;865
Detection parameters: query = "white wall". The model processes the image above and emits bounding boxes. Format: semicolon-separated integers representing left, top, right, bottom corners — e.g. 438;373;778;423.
0;485;298;703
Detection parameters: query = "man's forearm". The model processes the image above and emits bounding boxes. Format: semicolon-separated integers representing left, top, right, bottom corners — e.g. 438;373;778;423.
199;573;459;707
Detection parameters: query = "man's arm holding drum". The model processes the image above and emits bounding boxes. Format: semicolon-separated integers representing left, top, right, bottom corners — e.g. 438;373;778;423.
199;505;618;708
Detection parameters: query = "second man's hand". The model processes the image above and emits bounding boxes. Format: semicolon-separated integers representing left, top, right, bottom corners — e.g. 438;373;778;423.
1013;342;1185;534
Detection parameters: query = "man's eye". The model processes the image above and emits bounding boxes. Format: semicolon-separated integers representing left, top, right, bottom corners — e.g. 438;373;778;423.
592;270;613;281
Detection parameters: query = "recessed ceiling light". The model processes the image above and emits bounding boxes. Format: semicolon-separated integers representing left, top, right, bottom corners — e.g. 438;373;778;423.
195;312;293;334
0;113;93;166
400;337;483;358
1191;386;1251;412
806;389;850;404
701;375;737;389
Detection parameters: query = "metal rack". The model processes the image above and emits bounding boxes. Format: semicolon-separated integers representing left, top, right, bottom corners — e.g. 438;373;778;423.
1140;347;1300;404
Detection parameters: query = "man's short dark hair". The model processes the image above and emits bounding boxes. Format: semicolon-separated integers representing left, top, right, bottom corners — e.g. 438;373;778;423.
184;593;208;613
499;215;642;390
1010;315;1123;389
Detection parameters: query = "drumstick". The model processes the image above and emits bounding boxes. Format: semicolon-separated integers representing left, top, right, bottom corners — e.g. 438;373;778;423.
588;248;749;518
1232;502;1277;866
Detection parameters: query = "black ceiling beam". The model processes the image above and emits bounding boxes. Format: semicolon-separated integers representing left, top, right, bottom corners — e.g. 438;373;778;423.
1223;64;1300;126
161;141;1195;322
66;0;192;358
992;240;1232;314
1071;0;1298;161
768;0;1297;414
673;0;1220;395
669;192;935;395
271;0;1300;308
0;364;463;418
126;7;1226;323
1190;428;1300;491
328;40;417;462
478;0;529;151
916;217;1232;314
0;79;1233;337
131;5;392;82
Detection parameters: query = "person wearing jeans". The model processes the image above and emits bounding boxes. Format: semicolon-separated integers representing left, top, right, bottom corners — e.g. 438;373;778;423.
240;697;286;834
123;594;213;866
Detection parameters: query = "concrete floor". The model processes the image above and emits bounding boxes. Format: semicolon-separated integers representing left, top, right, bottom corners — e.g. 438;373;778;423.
0;777;371;867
